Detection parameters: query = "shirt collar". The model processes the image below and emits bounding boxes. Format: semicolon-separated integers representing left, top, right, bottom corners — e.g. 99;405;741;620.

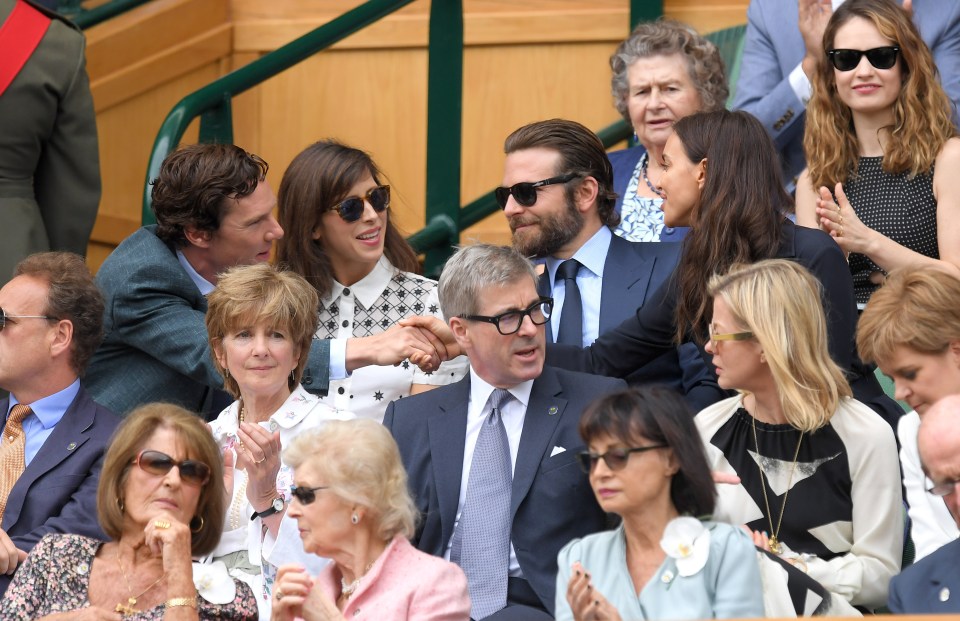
8;378;80;429
224;385;317;431
468;367;534;411
544;226;611;287
176;249;215;296
324;256;394;308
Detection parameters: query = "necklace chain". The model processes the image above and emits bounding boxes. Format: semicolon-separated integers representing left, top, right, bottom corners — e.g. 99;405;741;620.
115;546;166;616
339;562;375;600
640;152;665;198
750;411;803;555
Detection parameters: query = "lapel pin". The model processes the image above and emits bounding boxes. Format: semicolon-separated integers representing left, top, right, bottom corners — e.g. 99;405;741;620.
940;587;950;602
548;406;558;416
67;442;77;451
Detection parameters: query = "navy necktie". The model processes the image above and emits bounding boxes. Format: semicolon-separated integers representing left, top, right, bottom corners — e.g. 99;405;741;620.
556;259;583;346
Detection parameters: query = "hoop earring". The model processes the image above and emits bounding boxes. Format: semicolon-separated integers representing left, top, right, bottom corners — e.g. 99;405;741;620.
351;513;359;525
191;516;204;533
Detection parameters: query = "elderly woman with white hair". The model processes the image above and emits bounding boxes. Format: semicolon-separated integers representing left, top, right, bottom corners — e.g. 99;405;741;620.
271;420;470;621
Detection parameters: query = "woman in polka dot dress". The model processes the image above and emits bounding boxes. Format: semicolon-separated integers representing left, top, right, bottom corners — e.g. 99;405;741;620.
796;0;960;306
276;140;468;423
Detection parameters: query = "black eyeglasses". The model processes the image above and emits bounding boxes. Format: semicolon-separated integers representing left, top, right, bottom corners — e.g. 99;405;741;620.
494;173;579;209
458;297;553;336
0;307;56;332
290;484;328;505
826;46;900;71
134;450;211;487
327;185;390;222
577;445;668;473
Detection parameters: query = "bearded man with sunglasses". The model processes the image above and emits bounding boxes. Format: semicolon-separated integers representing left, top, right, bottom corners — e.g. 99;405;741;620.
385;244;625;621
733;0;960;191
0;251;119;595
87;143;448;418
500;119;723;412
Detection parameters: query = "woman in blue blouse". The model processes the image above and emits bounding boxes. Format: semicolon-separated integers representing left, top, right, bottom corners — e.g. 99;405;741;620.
556;387;764;620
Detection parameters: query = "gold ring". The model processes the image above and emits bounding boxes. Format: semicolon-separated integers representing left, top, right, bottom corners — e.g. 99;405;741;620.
839;225;844;237
154;520;171;529
254;455;266;465
275;589;284;599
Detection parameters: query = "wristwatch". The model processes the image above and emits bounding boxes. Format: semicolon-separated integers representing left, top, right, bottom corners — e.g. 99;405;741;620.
250;497;284;520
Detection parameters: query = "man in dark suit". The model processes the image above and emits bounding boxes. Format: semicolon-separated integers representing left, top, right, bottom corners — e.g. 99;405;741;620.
889;394;960;613
499;118;722;410
385;244;625;620
87;144;445;417
0;252;119;593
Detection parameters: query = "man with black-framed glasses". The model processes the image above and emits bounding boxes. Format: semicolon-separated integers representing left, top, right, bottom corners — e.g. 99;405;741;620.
385;244;625;620
500;118;723;411
0;252;119;595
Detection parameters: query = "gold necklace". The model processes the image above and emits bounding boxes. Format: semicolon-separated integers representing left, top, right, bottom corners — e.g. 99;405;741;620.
750;412;803;555
115;546;166;616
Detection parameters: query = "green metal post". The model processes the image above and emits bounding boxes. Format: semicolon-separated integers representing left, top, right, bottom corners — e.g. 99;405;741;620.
631;0;663;28
421;0;463;277
198;96;234;144
72;0;152;29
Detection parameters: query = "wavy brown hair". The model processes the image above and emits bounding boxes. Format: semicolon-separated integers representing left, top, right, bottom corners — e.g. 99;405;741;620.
671;110;789;343
276;140;419;299
805;0;956;189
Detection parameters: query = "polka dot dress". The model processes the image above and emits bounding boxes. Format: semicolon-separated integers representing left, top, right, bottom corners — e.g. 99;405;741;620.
842;157;938;305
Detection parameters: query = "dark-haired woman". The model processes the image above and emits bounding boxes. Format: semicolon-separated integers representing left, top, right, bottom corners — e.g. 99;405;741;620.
542;109;899;426
556;387;763;621
276;140;467;423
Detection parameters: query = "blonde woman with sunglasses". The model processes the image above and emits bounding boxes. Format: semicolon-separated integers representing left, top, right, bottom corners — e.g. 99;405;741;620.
797;0;960;306
276;140;467;423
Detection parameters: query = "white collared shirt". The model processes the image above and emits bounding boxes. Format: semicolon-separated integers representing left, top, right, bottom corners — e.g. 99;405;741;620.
315;257;468;422
443;369;534;576
544;226;611;346
176;249;215;296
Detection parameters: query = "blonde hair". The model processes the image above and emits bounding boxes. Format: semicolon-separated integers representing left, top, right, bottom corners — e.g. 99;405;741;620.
206;263;319;398
708;260;852;432
284;420;416;541
804;0;956;189
857;266;960;365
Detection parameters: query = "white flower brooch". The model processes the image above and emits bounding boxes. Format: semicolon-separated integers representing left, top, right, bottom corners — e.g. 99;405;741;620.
659;516;711;578
192;561;236;604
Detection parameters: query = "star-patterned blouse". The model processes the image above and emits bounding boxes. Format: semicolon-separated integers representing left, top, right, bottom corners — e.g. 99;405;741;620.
315;257;468;422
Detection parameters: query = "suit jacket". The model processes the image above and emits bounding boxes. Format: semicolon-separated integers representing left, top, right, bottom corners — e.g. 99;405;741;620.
888;538;960;613
86;226;331;416
0;0;100;287
539;234;723;411
0;386;119;594
314;536;470;620
608;147;688;242
732;0;960;185
384;367;626;615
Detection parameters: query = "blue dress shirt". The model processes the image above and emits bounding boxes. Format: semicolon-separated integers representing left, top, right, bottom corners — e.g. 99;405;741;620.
6;379;79;465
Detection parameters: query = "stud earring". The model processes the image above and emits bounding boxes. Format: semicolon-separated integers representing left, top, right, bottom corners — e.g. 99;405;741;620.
351;513;359;525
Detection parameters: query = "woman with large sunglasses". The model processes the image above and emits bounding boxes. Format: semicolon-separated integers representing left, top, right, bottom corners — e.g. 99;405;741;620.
1;402;258;619
276;140;467;423
697;259;902;613
203;263;354;619
556;387;764;621
796;0;960;306
272;419;470;620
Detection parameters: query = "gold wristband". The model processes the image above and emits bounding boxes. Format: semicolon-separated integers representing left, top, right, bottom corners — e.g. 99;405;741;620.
165;596;198;609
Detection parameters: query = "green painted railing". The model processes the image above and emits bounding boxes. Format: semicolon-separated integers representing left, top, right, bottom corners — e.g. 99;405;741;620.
57;0;152;29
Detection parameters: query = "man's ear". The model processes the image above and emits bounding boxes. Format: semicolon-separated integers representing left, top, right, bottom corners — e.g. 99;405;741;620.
574;176;600;215
184;227;214;249
49;319;73;360
448;317;472;352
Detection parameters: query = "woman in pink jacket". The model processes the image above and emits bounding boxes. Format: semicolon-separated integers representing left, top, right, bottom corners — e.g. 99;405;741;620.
271;419;470;621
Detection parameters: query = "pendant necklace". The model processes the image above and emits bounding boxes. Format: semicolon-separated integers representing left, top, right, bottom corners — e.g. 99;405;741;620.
115;546;166;616
750;411;803;555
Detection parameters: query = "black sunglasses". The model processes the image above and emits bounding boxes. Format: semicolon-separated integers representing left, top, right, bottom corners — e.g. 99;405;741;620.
290;484;328;505
134;450;211;487
327;185;390;222
0;307;56;332
458;297;553;336
577;445;668;473
494;173;579;209
826;46;900;71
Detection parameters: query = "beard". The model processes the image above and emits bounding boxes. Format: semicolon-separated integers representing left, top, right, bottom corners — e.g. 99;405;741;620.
510;194;584;258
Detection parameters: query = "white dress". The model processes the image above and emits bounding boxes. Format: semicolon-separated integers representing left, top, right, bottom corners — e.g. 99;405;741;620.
206;385;355;619
316;256;468;422
897;411;959;560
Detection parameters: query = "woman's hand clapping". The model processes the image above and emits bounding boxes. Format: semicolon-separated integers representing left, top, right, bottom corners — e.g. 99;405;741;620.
566;562;623;621
272;564;344;621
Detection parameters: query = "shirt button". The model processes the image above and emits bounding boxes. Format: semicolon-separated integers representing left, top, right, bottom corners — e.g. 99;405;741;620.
663;226;675;233
342;320;349;328
343;288;351;296
338;387;345;395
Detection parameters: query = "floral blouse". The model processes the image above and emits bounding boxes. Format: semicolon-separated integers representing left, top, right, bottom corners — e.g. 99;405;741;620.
1;534;258;619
